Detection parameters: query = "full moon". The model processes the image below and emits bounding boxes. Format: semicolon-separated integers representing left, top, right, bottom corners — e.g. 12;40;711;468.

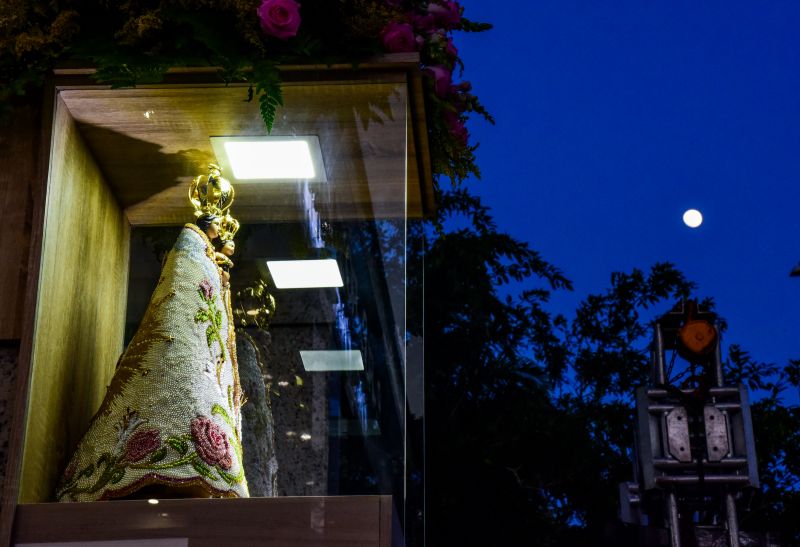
683;209;703;228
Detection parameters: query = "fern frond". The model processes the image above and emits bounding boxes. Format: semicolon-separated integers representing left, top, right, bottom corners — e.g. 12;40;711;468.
252;61;284;133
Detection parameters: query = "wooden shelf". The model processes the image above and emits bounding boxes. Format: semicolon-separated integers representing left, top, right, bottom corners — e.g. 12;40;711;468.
13;495;397;547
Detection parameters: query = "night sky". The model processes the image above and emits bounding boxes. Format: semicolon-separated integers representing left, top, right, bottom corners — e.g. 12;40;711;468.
456;1;800;376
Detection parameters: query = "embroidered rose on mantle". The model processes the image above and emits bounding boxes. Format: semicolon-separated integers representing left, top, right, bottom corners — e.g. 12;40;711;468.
123;429;162;463
191;416;233;470
199;278;214;301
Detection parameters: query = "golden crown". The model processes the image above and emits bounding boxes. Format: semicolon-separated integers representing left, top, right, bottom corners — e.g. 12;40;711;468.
219;213;240;242
189;164;235;218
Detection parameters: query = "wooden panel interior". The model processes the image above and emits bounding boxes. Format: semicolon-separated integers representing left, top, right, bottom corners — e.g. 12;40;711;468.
19;95;130;503
0;105;37;340
59;81;417;225
13;495;394;546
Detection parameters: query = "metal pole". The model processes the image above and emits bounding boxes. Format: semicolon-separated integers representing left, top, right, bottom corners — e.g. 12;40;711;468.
667;491;681;547
725;492;740;547
655;324;666;385
714;325;724;387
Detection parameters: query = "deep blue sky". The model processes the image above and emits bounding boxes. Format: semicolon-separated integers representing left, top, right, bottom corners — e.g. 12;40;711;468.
457;1;799;370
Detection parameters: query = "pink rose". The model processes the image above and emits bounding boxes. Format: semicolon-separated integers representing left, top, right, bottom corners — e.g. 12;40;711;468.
424;65;451;98
257;0;301;40
427;1;461;28
199;279;214;301
443;109;468;146
410;13;436;33
124;429;162;462
191;416;233;469
381;22;420;53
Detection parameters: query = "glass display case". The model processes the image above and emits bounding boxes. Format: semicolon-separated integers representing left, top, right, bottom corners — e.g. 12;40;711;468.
7;59;428;546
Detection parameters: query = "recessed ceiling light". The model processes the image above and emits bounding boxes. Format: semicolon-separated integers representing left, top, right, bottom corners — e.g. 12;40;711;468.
267;259;343;289
300;350;365;372
210;136;326;182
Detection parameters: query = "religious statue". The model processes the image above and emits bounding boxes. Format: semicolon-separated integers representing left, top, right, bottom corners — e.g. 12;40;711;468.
215;214;240;285
56;165;249;501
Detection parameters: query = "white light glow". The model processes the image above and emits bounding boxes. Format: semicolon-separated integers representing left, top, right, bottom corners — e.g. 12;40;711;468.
300;350;364;372
683;209;703;228
148;499;159;505
224;140;314;179
300;433;312;441
267;259;343;289
210;136;326;182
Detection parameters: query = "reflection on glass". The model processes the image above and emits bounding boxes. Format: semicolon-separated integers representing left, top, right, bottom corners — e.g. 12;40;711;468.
127;216;408;501
300;350;365;371
266;259;344;289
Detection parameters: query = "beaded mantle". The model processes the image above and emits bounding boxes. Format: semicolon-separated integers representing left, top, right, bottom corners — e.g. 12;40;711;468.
56;225;248;501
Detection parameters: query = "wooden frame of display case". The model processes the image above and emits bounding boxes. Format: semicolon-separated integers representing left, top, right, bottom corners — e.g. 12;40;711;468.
13;495;400;546
0;53;429;546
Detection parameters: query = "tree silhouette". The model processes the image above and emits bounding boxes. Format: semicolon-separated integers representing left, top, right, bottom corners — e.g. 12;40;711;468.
424;189;800;546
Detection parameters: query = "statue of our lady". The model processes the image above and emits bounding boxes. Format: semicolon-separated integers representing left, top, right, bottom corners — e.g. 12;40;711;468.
56;166;249;501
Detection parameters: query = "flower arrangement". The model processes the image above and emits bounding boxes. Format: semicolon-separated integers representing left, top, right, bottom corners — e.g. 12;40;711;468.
0;0;492;185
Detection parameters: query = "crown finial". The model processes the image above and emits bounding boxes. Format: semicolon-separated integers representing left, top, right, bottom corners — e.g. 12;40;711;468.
219;213;240;242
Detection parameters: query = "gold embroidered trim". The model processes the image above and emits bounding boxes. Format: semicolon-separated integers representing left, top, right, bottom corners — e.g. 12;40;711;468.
99;473;241;500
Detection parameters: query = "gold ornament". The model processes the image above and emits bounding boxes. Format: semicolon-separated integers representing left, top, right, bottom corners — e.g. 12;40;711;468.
234;279;277;330
189;164;235;218
219;213;240;242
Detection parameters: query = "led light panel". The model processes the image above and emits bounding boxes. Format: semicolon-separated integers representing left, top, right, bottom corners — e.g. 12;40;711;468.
267;259;343;289
300;350;365;372
210;136;327;182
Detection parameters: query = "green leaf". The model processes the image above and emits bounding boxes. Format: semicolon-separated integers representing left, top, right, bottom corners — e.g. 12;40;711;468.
191;458;216;480
78;463;96;480
92;62;168;89
166;437;189;455
216;465;245;485
110;468;126;484
458;18;493;32
147;446;168;463
211;403;233;428
252;61;283;133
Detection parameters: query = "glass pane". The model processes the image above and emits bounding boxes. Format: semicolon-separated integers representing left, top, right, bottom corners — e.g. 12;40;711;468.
117;79;420;519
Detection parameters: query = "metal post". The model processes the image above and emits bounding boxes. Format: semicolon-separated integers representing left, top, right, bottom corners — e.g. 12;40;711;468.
714;326;724;387
667;491;681;547
655;324;666;385
725;492;740;547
